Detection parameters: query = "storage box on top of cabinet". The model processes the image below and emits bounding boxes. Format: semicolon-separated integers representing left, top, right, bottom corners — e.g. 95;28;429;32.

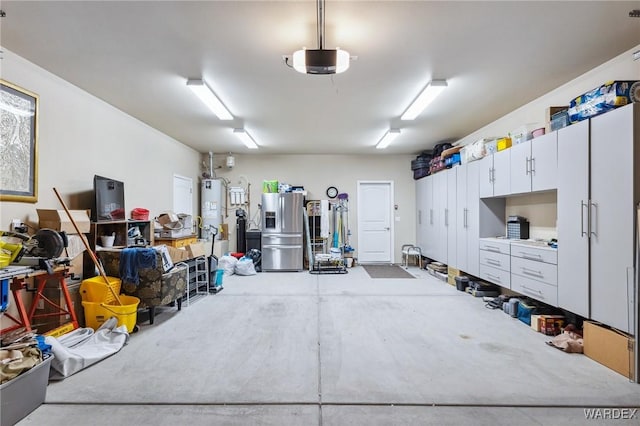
568;80;639;123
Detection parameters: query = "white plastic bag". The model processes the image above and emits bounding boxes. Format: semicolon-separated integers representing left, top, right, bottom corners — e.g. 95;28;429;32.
218;255;238;276
235;257;257;276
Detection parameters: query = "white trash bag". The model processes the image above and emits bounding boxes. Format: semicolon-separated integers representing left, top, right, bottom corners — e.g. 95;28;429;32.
235;257;257;276
218;255;238;276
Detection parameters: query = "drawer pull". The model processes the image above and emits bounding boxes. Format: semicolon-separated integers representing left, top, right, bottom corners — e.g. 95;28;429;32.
485;245;502;253
520;252;543;261
486;273;501;283
521;285;544;298
521;267;544;279
486;259;501;267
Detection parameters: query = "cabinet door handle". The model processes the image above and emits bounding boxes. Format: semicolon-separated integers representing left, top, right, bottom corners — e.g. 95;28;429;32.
525;157;530;175
464;208;468;228
590;201;598;238
445;208;449;226
580;200;588;237
430;209;433;225
522;267;544;279
491;167;496;183
418;210;422;225
531;157;536;175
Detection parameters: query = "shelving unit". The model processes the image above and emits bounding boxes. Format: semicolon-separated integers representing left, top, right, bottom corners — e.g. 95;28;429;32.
83;219;153;277
176;256;209;306
310;259;347;274
306;201;328;259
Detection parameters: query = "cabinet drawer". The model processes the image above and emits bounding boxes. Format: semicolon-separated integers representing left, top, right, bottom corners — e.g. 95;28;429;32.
511;274;558;306
479;239;510;255
479;264;511;288
511;244;557;264
511;257;557;286
479;251;510;272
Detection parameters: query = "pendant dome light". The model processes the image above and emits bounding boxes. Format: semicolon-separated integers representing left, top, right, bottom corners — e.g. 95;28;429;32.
291;0;350;75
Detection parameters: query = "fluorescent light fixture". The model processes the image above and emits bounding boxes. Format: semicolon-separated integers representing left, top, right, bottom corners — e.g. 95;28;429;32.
401;79;448;121
233;128;259;149
376;129;401;149
186;79;233;120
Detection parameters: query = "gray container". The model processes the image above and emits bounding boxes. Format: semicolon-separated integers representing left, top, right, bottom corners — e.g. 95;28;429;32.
0;354;53;425
454;276;470;292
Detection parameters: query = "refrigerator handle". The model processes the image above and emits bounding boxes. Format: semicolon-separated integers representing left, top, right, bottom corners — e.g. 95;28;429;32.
279;195;283;229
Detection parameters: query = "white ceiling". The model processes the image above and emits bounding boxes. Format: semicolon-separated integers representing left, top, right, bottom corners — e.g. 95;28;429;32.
1;1;639;155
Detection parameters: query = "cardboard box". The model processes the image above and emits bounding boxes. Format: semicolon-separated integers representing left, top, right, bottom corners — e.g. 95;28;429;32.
538;315;565;336
165;246;189;263
447;266;462;286
154;245;174;272
186;242;207;259
583;321;635;380
37;209;91;234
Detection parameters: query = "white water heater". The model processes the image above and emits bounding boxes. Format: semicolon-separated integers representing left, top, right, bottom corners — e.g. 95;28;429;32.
201;179;223;240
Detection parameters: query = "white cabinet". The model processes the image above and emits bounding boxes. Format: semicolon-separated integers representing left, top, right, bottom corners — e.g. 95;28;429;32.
557;103;639;333
557;119;589;317
455;162;480;276
509;132;558;195
478;238;510;287
479;149;510;198
433;171;448;263
446;168;457;267
589;104;638;333
415;176;430;254
510;242;558;306
416;170;453;265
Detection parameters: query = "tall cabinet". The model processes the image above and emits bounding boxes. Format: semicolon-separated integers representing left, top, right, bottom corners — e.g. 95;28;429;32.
455;161;481;276
558;103;639;333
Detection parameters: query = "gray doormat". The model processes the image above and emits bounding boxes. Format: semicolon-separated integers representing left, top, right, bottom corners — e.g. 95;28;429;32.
362;264;415;279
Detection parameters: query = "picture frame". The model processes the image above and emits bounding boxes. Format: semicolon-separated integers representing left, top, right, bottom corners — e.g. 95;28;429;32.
0;80;39;203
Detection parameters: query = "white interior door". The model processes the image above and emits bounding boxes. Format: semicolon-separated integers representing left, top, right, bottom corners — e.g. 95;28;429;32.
173;174;193;216
357;181;393;263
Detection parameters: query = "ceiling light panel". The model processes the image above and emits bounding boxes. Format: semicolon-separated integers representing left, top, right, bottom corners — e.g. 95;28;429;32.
401;80;448;121
187;79;233;121
233;128;259;149
376;129;401;149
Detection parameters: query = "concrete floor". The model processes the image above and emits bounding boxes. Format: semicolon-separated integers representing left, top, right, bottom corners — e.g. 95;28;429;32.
18;266;640;425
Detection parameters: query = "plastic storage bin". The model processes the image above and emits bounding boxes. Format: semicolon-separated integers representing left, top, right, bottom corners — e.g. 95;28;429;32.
0;354;54;426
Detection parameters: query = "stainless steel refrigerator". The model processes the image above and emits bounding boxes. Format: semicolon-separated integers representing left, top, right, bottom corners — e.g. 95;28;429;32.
261;192;304;271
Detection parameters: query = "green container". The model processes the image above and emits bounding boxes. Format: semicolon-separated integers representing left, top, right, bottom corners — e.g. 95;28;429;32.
262;180;278;193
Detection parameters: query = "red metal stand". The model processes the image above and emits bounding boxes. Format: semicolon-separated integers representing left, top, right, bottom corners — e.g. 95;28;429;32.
0;269;79;335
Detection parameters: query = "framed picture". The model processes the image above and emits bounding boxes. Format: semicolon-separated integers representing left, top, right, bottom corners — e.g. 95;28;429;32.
0;80;39;203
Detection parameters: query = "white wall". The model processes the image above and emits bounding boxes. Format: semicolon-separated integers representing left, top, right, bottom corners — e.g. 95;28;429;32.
0;49;201;228
210;154;415;263
457;44;640;146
